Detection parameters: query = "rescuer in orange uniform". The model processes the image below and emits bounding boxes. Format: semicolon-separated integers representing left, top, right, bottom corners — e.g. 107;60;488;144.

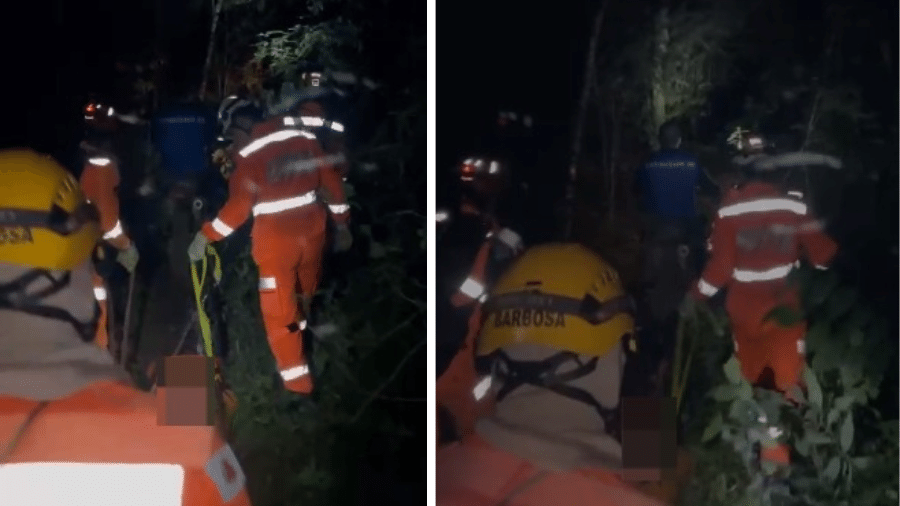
438;243;667;506
0;149;252;505
437;157;524;444
80;100;140;351
188;93;352;396
681;130;838;467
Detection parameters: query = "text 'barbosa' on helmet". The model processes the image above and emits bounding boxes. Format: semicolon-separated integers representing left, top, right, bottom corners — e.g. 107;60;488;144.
0;149;100;271
477;243;635;360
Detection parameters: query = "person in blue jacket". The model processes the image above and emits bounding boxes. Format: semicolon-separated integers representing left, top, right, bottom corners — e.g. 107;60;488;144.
632;119;719;396
635;120;719;266
151;93;224;213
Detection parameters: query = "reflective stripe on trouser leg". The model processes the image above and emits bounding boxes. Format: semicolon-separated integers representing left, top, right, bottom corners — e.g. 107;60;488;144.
92;274;108;349
256;269;310;392
95;300;109;349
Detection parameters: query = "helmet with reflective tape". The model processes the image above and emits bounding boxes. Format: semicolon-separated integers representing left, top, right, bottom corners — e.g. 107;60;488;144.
83;96;118;132
0;149;100;271
217;95;263;135
457;156;510;197
477;243;635;359
727;126;767;155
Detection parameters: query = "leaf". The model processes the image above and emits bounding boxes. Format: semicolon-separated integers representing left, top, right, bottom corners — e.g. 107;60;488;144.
826;286;858;320
839;415;854;452
826;408;840;428
702;412;724;442
804;430;833;445
760;460;778;475
847;327;864;347
823;457;841;481
838;366;863;390
833;395;854;412
738;381;753;401
803;366;823;409
710;384;739;401
723;355;743;384
795;435;811;457
764;305;804;327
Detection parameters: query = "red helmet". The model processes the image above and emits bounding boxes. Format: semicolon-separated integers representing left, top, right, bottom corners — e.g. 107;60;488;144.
83;97;118;132
457;156;510;197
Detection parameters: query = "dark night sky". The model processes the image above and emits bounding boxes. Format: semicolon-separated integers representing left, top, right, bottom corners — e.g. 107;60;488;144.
0;0;206;162
437;0;598;169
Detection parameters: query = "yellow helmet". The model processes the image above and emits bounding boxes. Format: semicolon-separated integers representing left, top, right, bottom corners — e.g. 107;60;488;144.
477;243;635;359
0;149;100;271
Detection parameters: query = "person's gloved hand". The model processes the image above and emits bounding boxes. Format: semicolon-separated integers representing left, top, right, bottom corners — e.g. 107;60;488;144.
187;232;209;262
334;224;353;252
116;243;140;273
678;294;701;319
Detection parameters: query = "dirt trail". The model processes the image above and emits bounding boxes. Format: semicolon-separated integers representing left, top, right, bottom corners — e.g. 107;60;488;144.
132;207;200;376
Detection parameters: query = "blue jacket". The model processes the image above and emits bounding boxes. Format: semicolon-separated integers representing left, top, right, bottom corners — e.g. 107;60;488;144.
151;102;216;179
635;148;717;219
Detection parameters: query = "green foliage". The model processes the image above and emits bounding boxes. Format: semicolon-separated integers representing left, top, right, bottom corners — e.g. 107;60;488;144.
253;19;360;80
681;264;897;506
597;0;750;149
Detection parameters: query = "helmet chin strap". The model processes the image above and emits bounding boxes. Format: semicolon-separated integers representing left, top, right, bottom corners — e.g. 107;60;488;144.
487;350;623;440
0;269;100;343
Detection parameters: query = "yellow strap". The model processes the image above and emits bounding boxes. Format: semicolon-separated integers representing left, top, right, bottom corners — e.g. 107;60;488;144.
189;244;232;422
190;245;221;358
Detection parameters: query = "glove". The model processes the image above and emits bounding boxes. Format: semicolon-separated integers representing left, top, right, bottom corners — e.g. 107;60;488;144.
678;294;701;319
334;224;353;252
187;232;209;262
116;244;140;273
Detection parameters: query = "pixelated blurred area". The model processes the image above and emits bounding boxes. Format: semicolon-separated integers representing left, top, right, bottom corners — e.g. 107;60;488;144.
155;355;217;426
621;396;678;482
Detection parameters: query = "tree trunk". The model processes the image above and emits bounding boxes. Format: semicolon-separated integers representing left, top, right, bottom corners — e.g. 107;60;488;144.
563;0;610;240
607;97;621;224
199;0;224;100
649;7;670;149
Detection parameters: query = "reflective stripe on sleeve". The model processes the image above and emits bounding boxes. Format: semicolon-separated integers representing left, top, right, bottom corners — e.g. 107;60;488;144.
329;203;350;215
697;279;719;297
211;218;234;237
459;278;485;299
102;220;124;240
88;157;111;166
280;364;310;381
473;376;492;401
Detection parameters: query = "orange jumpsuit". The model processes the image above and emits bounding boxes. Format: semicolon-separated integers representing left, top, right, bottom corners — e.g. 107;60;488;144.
201;116;349;394
437;225;523;444
0;380;252;505
438;436;667;506
79;153;133;350
690;181;838;393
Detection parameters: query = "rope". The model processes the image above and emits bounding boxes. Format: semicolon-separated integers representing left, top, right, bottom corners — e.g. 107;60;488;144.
189;244;231;432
